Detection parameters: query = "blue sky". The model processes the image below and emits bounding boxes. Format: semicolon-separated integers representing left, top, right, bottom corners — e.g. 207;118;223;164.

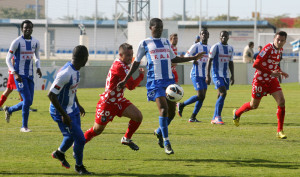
48;0;300;20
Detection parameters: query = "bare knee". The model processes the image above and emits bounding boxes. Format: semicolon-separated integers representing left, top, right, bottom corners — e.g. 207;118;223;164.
133;110;143;122
93;124;105;135
278;98;285;107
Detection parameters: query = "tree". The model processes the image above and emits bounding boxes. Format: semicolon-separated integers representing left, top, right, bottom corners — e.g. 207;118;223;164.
265;15;289;28
0;8;43;19
293;16;300;28
213;14;239;21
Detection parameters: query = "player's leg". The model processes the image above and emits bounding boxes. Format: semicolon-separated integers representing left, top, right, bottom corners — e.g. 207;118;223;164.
177;76;201;118
20;78;34;131
51;115;73;169
71;113;90;174
271;90;286;139
155;96;174;154
121;104;142;151
0;88;13;108
212;85;226;124
189;88;207;122
84;122;106;143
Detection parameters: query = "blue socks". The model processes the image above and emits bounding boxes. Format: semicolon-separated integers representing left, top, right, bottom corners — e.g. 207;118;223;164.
158;116;170;146
183;95;198;106
214;95;225;118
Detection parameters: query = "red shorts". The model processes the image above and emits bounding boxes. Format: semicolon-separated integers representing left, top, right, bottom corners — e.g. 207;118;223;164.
172;67;178;83
7;73;16;90
251;78;281;99
95;98;132;125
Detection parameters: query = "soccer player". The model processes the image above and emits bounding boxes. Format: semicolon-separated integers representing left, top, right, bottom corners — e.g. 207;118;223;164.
233;31;289;139
48;45;91;175
4;20;42;132
177;29;211;122
117;18;205;155
170;33;179;84
84;43;144;151
206;30;235;125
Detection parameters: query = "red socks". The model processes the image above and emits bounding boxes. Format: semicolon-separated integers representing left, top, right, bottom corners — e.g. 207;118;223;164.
124;120;141;139
84;127;98;143
277;106;285;132
0;95;7;107
236;102;252;117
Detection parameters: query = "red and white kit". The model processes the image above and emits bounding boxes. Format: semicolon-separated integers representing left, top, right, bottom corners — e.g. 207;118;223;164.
251;43;283;99
95;59;144;125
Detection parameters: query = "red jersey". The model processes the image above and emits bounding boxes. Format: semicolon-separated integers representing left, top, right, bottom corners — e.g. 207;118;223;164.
253;43;282;84
171;45;178;55
99;59;144;104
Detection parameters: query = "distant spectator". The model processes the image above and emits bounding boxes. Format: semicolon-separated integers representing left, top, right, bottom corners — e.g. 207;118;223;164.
243;41;254;63
253;45;262;61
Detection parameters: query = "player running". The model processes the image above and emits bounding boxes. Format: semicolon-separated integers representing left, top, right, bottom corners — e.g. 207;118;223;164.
49;45;91;175
177;29;211;122
4;20;42;132
117;18;205;155
206;30;235;125
84;43;144;151
233;31;289;139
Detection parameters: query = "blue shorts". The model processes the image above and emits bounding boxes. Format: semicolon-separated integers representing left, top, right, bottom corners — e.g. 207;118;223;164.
213;77;230;90
51;112;83;137
147;87;167;102
191;76;207;91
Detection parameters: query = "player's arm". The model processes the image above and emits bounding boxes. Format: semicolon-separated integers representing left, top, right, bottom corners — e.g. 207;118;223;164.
118;41;144;88
229;47;235;85
48;72;71;127
205;58;213;85
75;95;85;117
126;68;145;90
171;52;205;63
185;44;198;65
35;40;42;78
253;48;276;76
6;40;22;82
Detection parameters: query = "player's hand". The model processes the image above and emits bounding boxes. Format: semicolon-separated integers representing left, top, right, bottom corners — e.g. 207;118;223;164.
205;76;211;85
270;70;281;77
194;51;206;60
117;80;126;89
37;68;42;78
280;71;289;79
78;105;86;117
230;76;235;85
138;68;145;75
62;114;72;128
13;72;22;82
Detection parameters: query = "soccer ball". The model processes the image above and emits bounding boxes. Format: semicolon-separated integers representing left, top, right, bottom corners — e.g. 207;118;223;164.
166;84;184;102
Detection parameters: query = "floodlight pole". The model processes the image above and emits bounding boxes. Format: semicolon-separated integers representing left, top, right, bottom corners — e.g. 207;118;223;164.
199;0;202;34
94;0;97;59
254;0;257;48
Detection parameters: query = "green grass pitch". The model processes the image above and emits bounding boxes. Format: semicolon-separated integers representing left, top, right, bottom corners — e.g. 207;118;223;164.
0;83;300;177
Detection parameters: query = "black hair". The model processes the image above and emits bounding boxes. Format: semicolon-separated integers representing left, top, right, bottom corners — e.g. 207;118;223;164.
149;18;162;28
248;41;254;47
275;31;287;39
119;43;133;52
220;30;229;36
21;20;33;28
200;29;209;35
72;45;88;60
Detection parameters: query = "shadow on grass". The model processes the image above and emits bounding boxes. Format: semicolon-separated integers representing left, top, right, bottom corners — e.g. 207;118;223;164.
243;122;300;127
146;158;299;169
0;172;218;177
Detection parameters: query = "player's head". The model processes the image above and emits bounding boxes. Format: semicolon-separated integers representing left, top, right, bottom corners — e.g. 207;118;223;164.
170;33;178;46
248;41;254;48
72;45;89;70
200;29;209;43
258;45;262;51
220;30;229;45
274;31;287;49
21;20;33;38
149;18;163;38
119;43;133;65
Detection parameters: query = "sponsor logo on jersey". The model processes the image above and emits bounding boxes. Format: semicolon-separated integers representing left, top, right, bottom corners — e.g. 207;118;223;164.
259;51;266;57
54;85;61;90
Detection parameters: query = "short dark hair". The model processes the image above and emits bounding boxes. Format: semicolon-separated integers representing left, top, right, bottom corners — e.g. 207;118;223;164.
149;18;162;28
170;33;177;39
119;43;133;53
220;30;229;36
72;45;88;60
275;31;287;39
21;20;33;28
248;41;254;47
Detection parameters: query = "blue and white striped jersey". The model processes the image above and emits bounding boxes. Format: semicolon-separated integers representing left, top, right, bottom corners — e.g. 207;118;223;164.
209;42;234;78
49;62;80;115
135;37;176;86
185;42;211;78
6;36;40;76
